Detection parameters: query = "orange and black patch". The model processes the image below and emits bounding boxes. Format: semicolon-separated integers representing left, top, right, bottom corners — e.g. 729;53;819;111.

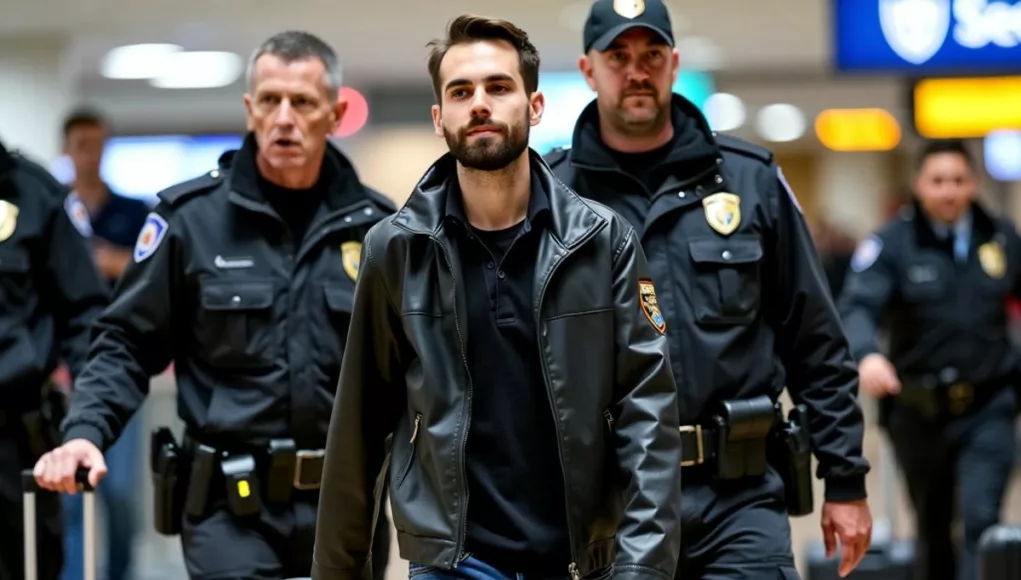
639;279;666;334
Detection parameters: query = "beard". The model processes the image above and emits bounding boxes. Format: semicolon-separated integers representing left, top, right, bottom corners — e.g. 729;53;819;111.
443;110;530;171
614;81;670;131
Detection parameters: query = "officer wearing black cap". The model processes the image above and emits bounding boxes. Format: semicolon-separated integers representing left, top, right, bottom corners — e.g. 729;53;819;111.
545;0;874;577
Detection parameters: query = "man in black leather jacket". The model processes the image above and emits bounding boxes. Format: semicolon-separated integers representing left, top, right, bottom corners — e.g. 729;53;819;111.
313;14;682;580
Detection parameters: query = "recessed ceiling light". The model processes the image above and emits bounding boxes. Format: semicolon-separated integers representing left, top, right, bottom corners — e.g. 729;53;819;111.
149;51;244;89
756;103;806;142
704;93;746;131
100;43;183;79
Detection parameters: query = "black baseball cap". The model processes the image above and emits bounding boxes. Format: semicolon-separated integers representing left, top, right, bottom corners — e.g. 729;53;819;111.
583;0;675;53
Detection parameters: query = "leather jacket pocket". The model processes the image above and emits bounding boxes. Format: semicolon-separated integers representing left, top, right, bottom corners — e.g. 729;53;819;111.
196;278;277;369
688;236;763;325
392;412;422;491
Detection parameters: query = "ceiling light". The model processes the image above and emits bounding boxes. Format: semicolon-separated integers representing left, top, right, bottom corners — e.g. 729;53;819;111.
704;93;745;131
100;43;183;79
815;108;901;152
149;51;244;89
755;104;806;142
985;130;1021;182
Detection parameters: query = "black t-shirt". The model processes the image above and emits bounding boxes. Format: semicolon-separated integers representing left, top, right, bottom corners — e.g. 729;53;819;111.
258;170;329;245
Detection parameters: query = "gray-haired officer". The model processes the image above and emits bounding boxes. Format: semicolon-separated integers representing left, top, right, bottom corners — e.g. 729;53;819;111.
545;0;874;577
31;31;395;579
838;139;1019;580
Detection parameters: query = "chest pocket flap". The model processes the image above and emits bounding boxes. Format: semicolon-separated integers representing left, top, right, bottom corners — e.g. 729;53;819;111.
0;247;31;274
323;283;354;313
688;236;764;325
197;278;277;369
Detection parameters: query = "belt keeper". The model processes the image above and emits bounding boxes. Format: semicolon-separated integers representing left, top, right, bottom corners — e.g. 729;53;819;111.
267;439;297;503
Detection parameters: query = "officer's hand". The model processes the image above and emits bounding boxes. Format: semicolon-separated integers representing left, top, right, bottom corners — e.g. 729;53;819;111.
821;499;873;578
33;439;107;494
858;353;901;398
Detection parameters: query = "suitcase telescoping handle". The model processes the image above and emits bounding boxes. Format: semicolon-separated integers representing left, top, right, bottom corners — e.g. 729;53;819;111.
20;467;96;580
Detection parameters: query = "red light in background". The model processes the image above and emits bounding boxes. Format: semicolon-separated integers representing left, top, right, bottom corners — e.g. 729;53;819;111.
334;86;369;138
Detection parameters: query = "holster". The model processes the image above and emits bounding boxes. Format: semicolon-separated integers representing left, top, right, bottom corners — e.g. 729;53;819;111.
769;403;814;517
149;427;185;535
711;395;775;480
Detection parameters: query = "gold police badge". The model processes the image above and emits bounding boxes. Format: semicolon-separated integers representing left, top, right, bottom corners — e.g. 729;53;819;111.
639;279;666;334
341;241;362;281
978;241;1005;279
0;200;20;243
613;0;645;18
701;192;741;236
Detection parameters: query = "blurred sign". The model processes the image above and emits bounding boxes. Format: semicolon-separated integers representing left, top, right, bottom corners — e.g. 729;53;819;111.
529;70;714;154
984;129;1021;181
912;76;1021;138
815;108;902;151
833;0;1021;74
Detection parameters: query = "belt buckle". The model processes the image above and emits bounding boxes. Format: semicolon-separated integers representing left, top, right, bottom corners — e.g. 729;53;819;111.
947;382;974;415
293;449;325;490
679;425;704;467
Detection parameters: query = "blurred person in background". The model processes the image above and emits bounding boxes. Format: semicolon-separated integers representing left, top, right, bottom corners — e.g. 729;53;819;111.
313;15;682;580
545;0;873;577
0;140;108;580
31;30;395;580
838;139;1020;580
59;107;150;580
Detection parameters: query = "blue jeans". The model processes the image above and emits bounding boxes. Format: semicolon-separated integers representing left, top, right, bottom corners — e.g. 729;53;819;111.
409;556;609;580
61;413;142;580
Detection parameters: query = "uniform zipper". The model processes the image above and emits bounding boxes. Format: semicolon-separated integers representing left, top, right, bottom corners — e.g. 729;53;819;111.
430;236;474;566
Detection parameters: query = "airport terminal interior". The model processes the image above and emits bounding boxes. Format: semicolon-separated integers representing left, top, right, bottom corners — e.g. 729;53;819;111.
2;0;1021;578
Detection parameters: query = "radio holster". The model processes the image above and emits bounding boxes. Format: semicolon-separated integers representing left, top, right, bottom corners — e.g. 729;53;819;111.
711;395;775;480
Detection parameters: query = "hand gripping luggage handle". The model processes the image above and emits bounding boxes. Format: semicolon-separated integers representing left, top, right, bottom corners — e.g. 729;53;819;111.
21;468;96;580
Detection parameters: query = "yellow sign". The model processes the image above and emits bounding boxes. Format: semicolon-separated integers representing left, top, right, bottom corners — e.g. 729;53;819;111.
702;192;741;236
0;200;19;243
978;241;1006;279
815;108;901;152
638;280;666;334
913;76;1021;138
613;0;645;18
341;241;362;282
237;480;251;498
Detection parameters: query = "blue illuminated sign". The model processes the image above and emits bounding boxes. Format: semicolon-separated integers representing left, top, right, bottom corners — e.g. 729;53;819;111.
833;0;1021;74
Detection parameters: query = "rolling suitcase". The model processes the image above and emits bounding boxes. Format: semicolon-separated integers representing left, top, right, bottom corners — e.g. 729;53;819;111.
804;432;913;579
21;468;96;580
978;524;1021;579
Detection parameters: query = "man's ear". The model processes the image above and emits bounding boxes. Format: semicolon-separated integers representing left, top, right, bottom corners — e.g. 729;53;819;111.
432;104;443;139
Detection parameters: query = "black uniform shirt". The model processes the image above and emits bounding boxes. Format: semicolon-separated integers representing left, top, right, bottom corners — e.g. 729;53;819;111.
60;134;394;451
0;143;108;410
445;172;570;573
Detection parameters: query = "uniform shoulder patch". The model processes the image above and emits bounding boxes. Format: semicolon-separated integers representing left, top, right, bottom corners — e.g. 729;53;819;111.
638;279;667;334
776;166;802;214
63;193;93;237
714;133;774;164
133;212;169;263
156;170;223;207
850;236;883;273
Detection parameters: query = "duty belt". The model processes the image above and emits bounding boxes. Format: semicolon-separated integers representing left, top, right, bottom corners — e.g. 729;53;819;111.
679;425;717;468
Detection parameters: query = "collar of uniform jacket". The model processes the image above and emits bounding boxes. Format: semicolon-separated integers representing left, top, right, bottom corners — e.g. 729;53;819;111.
567;92;720;171
910;197;999;249
392;148;601;249
226;132;369;212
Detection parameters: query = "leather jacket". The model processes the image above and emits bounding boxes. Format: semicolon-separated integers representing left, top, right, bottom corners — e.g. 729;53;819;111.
313;150;683;580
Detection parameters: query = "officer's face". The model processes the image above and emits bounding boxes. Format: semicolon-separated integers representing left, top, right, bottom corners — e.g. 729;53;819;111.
63;123;107;179
915;152;978;224
243;54;346;176
580;29;679;135
431;40;544;171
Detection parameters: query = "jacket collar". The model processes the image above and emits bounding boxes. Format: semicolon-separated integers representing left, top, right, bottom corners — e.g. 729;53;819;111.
393;148;603;250
568;92;720;172
910;198;999;248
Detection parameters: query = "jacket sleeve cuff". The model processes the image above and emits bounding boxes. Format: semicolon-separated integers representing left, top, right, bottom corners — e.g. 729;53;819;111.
824;474;867;502
62;424;106;451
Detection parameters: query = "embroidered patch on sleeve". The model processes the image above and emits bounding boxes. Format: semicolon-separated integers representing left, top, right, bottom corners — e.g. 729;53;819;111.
850;236;883;273
133;213;169;263
639;279;667;334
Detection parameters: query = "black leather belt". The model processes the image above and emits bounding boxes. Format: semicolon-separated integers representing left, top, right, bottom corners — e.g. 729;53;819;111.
679;425;719;467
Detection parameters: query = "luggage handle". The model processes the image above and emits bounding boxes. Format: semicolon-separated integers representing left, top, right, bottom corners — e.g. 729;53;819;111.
21;468;96;580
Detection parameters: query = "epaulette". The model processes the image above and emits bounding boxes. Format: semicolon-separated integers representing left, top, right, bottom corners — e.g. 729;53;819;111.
156;169;224;207
543;146;570;167
714;133;774;165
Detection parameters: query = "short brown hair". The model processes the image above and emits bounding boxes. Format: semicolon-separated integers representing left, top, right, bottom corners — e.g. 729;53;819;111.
426;14;541;103
62;107;107;139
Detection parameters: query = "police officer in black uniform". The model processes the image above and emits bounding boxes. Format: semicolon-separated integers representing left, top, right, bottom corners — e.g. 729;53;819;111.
838;140;1019;580
31;31;395;580
0;140;108;580
544;1;874;577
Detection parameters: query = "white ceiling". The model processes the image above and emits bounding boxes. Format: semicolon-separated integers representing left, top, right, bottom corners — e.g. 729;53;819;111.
4;0;834;87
